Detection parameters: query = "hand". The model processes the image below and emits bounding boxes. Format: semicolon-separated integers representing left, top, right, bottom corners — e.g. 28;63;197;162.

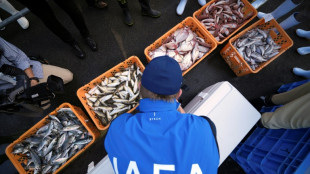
30;79;39;87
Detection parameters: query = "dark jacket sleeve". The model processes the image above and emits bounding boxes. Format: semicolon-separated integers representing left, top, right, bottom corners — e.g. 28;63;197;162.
201;116;220;155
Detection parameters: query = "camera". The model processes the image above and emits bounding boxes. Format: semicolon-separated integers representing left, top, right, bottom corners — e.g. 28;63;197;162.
0;64;64;108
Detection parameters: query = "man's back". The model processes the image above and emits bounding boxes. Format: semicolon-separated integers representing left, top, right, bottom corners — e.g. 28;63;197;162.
105;99;219;174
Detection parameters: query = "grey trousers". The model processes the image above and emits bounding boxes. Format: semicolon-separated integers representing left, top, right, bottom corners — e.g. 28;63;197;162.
261;82;310;129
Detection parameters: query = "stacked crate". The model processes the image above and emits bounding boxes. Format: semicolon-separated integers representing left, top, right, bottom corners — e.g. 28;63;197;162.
230;80;310;174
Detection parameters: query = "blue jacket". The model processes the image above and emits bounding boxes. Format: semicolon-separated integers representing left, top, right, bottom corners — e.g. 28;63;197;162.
105;98;219;174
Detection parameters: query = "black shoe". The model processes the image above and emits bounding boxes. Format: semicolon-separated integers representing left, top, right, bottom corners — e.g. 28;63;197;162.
256;119;265;128
250;97;265;111
123;9;134;26
262;95;274;106
141;8;161;18
250;95;275;111
70;42;86;59
84;36;98;51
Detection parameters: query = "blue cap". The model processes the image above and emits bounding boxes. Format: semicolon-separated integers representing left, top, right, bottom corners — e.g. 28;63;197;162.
141;56;183;95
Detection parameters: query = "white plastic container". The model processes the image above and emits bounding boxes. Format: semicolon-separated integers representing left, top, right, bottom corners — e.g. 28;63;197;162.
87;155;114;174
184;81;261;165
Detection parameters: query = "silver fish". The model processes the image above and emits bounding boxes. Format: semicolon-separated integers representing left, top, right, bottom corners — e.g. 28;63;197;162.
12;108;93;173
52;157;68;165
85;64;142;126
233;28;281;70
74;138;93;145
62;125;80;131
49;115;61;123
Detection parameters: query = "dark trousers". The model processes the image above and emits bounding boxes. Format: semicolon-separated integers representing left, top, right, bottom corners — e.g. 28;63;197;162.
17;0;90;44
118;0;151;11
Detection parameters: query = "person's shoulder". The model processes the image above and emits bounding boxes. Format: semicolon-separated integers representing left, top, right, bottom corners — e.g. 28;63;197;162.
184;114;212;128
184;113;207;122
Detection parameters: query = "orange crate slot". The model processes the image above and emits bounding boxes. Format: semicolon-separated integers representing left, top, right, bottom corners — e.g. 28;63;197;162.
193;0;257;45
5;103;100;174
220;18;293;76
77;56;145;130
144;17;217;76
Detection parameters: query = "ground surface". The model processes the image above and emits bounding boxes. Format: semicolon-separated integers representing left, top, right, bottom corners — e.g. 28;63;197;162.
0;0;309;173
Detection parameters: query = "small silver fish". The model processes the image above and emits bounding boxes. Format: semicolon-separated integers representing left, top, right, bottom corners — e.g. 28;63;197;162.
62;125;80;131
74;138;92;145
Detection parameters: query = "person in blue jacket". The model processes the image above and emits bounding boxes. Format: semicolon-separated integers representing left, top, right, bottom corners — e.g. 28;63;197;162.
105;55;219;174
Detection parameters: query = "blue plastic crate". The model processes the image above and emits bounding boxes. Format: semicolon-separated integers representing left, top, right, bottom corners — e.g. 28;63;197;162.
260;105;282;113
260;128;310;174
247;129;287;173
236;145;256;174
280;129;310;174
230;80;310;174
247;150;267;174
235;128;268;173
277;79;310;93
292;150;310;174
230;144;242;162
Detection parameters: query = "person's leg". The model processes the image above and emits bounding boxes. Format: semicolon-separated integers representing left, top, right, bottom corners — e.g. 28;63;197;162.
54;0;89;38
139;0;161;17
197;0;206;6
257;0;303;19
15;0;86;58
16;0;74;44
279;12;300;30
54;0;97;51
118;0;134;26
39;64;73;85
280;3;310;30
176;0;188;16
271;82;310;105
293;67;310;78
261;93;310;129
296;29;310;39
0;0;29;29
297;47;310;55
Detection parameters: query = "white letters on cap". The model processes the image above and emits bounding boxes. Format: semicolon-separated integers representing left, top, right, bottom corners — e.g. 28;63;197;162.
126;161;140;174
154;164;175;174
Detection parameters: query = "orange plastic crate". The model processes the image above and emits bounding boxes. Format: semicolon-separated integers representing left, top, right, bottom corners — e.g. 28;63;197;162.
193;0;257;45
5;103;100;174
220;18;293;76
77;56;145;130
144;17;217;76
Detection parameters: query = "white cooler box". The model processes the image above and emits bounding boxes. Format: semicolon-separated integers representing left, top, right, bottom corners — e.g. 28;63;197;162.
184;81;260;165
87;81;260;173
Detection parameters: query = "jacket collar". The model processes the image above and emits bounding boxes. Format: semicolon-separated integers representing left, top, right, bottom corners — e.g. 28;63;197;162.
137;98;177;112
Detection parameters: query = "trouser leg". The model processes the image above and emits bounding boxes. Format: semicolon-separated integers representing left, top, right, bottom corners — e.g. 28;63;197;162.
54;0;90;38
138;0;161;17
117;0;134;26
16;0;75;44
138;0;151;11
261;93;310;129
39;64;73;85
271;82;310;105
0;0;19;15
